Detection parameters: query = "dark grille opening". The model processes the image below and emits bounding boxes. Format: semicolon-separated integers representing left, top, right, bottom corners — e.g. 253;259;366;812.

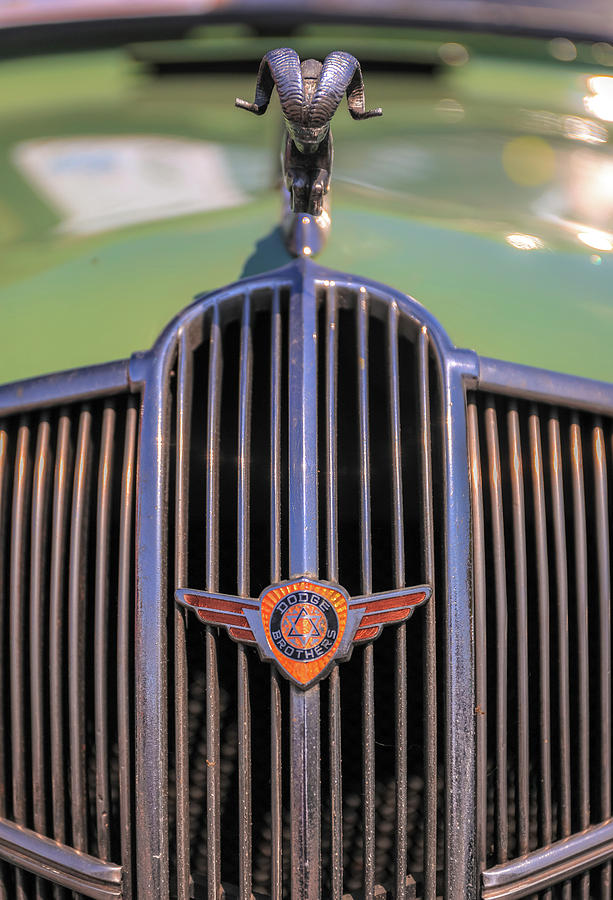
168;276;446;899
469;391;613;898
0;393;138;899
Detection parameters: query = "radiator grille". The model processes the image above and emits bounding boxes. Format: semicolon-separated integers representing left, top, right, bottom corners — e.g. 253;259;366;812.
469;392;613;898
168;276;444;899
0;394;138;899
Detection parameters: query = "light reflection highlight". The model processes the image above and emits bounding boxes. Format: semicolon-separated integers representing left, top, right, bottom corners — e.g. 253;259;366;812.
577;229;613;251
506;233;544;250
584;75;613;122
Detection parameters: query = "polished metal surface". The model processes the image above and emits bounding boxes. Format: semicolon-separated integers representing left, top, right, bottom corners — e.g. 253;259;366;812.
418;326;438;900
133;334;175;900
484;398;508;865
236;48;381;225
10;419;29;900
69;405;92;854
130;258;471;900
49;411;71;852
174;329;192;900
117;397;138;900
482;818;613;900
470;378;613;898
506;404;528;859
478;356;613;414
0;818;123;899
0;374;137;898
95;402;116;863
270;288;283;900
205;305;222;900
288;264;321;900
0;425;7;900
0;360;129;416
594;421;612;900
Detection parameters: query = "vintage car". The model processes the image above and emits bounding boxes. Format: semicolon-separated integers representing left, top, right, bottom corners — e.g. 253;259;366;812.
0;2;613;898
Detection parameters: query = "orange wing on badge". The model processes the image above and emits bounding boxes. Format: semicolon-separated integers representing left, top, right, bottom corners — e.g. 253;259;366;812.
176;589;259;644
349;586;431;643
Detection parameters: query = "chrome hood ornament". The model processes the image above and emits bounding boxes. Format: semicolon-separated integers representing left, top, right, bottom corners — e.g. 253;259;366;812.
176;578;429;688
236;47;382;257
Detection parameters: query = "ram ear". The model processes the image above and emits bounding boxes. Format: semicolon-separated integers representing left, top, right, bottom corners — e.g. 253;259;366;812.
308;51;382;127
235;48;305;120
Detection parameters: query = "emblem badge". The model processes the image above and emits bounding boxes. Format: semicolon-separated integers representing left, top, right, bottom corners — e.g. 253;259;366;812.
177;577;430;688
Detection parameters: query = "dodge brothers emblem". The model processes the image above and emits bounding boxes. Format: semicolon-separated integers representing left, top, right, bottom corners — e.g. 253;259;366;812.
176;578;430;688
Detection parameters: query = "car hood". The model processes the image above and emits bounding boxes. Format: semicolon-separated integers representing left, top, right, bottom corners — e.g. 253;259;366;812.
1;42;612;382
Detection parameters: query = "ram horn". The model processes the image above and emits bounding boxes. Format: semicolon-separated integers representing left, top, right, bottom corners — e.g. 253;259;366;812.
308;51;382;127
235;47;305;120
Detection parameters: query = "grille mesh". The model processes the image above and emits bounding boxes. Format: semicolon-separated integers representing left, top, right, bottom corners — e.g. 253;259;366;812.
469;391;613;898
168;277;445;898
0;394;138;899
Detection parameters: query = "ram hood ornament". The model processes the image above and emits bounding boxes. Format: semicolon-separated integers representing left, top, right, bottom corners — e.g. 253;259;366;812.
176;578;429;688
236;48;382;257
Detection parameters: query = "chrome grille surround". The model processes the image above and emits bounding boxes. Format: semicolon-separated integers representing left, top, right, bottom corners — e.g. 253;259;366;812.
0;261;612;899
129;258;476;900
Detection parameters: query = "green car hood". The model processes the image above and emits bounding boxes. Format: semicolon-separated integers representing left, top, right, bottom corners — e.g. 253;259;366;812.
1;42;612;382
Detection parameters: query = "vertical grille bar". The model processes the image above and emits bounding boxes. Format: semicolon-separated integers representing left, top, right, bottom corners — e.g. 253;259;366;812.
484;398;508;864
95;403;116;862
270;288;283;900
549;412;571;900
136;339;174;900
118;397;137;900
30;417;51;841
570;415;590;900
175;329;192;900
237;295;253;900
69;406;92;853
10;419;30;900
0;425;7;820
205;305;222;900
30;417;51;900
0;424;7;900
50;413;71;849
529;409;552;860
270;668;282;900
418;327;438;900
326;285;342;900
468;400;487;875
357;290;375;900
389;303;407;900
507;404;529;859
288;268;320;900
594;422;611;900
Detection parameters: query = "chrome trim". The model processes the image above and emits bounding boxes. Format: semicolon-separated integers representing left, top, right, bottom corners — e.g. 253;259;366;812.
0;360;130;415
129;258;480;900
478;356;613;414
282;186;330;258
134;338;176;900
482;818;613;900
288;263;321;900
126;258;480;899
0;817;123;899
439;348;479;900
